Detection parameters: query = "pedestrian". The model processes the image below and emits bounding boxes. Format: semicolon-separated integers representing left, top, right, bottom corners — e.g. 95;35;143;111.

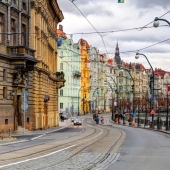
95;115;99;124
100;116;104;124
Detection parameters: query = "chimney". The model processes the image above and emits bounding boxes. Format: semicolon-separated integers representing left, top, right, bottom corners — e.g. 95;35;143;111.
59;25;63;31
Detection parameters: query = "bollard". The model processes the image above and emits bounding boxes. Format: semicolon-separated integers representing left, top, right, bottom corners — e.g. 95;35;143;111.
9;128;11;138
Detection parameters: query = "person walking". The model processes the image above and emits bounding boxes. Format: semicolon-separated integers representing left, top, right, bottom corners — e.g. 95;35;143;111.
100;116;104;124
95;115;99;124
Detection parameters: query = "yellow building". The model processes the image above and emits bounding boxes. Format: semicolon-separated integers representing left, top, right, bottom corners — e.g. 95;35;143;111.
79;39;90;114
30;0;65;130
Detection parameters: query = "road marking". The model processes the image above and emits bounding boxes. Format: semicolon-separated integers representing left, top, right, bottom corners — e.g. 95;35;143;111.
0;125;103;169
31;134;46;141
0;140;29;146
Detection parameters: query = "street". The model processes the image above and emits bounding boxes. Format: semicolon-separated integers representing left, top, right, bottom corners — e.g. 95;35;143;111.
0;115;170;169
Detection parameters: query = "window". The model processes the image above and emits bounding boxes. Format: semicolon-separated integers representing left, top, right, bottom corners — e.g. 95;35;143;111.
119;71;123;76
11;19;16;45
60;63;63;70
3;87;7;99
0;13;4;44
119;86;123;91
22;1;27;11
3;69;7;81
60;89;63;96
21;24;26;46
27;117;29;123
60;51;63;58
5;119;8;125
119;78;123;84
12;0;17;5
60;103;63;109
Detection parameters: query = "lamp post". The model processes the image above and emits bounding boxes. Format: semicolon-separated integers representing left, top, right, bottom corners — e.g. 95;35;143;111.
78;86;84;116
153;17;170;27
106;76;119;117
104;80;114;121
120;67;134;125
153;17;170;130
135;52;155;128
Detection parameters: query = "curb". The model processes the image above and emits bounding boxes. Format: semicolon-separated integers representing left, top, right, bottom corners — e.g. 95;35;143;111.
109;119;170;135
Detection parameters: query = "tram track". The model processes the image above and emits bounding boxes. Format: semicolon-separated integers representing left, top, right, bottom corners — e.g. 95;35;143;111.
0;121;100;166
0;118;126;170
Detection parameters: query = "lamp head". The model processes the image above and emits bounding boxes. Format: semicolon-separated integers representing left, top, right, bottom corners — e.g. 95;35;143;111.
135;52;139;59
153;17;159;28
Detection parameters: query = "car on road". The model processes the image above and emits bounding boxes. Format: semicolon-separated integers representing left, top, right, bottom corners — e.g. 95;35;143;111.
71;117;77;122
73;119;82;126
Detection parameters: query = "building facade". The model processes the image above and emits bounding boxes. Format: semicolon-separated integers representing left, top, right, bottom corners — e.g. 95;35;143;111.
79;39;90;114
57;27;81;115
89;46;99;112
30;0;65;130
0;0;38;133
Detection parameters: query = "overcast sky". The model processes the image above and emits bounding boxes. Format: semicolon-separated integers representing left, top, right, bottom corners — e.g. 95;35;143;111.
57;0;170;71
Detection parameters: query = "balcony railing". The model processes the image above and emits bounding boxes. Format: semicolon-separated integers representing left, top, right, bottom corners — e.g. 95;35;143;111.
8;46;35;58
73;71;81;77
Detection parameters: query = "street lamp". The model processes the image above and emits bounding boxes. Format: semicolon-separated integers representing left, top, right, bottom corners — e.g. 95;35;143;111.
135;52;155;128
153;17;170;130
120;67;134;125
104;80;114;121
106;76;119;117
153;17;170;27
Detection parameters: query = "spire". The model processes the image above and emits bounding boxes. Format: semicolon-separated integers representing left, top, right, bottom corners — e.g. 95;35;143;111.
115;40;119;54
114;41;121;65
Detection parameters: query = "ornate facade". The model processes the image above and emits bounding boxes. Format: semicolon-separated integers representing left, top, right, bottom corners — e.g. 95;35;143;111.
79;39;90;114
30;0;65;130
0;0;37;133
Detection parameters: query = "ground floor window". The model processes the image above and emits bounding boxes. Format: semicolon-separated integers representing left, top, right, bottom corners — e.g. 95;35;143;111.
60;103;63;109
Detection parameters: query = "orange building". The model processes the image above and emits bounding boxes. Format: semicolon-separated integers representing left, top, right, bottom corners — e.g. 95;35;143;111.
79;39;91;114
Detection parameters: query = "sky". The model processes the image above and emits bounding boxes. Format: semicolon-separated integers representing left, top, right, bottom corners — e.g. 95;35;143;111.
57;0;170;71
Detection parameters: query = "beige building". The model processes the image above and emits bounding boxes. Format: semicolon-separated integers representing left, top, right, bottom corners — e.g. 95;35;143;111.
30;0;65;130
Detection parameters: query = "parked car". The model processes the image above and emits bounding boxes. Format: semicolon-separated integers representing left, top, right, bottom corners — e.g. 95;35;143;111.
71;117;77;122
63;115;68;120
73;119;82;126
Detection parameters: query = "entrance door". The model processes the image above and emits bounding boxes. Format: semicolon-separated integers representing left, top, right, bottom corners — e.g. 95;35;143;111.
44;103;48;128
17;95;22;126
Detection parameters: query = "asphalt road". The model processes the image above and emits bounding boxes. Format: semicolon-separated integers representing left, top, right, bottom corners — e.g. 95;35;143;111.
107;124;170;170
0;126;83;154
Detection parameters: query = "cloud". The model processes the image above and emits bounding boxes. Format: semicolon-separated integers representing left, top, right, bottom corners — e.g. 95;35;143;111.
131;0;170;9
57;0;170;70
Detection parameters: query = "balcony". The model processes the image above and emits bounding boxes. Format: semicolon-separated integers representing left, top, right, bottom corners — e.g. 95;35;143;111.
8;46;35;59
73;71;81;77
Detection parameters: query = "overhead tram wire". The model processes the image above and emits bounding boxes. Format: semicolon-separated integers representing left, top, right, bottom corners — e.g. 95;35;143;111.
138;10;170;31
70;0;109;55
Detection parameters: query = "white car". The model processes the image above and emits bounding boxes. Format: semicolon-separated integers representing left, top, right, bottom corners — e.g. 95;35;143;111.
73;119;82;126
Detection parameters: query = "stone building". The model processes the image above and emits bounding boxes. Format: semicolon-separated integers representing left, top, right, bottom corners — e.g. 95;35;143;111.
30;0;65;130
0;0;65;134
0;0;38;133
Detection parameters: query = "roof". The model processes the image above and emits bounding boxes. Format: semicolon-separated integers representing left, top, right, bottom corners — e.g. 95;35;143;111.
79;38;90;49
57;29;67;40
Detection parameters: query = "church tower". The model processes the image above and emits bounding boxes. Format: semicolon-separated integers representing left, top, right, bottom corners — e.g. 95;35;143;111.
114;41;122;66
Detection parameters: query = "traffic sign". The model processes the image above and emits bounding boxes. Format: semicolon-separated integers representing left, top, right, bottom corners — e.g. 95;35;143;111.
22;90;28;97
21;90;28;111
21;103;28;111
150;109;156;114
